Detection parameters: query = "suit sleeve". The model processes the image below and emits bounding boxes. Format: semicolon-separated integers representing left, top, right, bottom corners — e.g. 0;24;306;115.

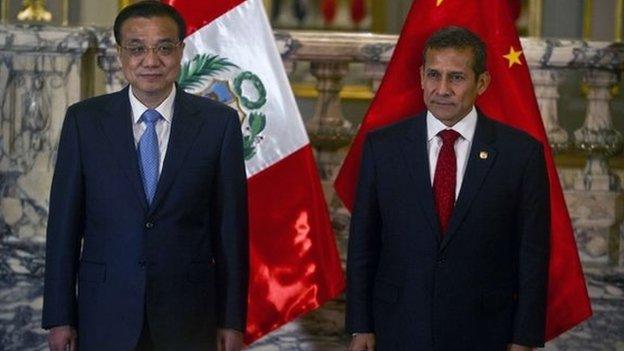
512;141;550;347
41;106;85;329
212;111;249;331
346;136;382;333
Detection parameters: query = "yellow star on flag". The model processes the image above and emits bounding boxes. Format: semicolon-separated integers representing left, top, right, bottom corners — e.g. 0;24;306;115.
503;46;523;68
436;0;445;6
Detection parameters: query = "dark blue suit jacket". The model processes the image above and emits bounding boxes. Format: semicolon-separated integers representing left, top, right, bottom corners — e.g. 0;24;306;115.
346;112;549;350
42;86;248;351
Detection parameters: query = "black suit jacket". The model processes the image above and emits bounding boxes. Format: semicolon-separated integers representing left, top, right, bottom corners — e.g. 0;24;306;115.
42;86;249;351
346;112;549;351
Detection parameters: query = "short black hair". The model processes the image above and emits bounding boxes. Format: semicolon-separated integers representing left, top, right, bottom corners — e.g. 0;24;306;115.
423;26;487;76
114;1;187;44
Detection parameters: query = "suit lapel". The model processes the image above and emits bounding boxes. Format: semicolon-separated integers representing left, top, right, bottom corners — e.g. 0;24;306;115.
99;87;148;212
399;115;441;240
148;89;204;216
440;113;497;251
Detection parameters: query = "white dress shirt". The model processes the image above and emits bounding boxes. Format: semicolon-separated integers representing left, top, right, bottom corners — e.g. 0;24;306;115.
426;107;477;199
129;85;175;176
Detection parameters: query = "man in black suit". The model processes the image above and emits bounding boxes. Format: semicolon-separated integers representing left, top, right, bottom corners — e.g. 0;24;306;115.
347;26;549;351
42;2;248;350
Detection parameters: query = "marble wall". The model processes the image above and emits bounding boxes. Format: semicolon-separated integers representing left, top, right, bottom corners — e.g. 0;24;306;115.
0;24;92;350
0;25;623;351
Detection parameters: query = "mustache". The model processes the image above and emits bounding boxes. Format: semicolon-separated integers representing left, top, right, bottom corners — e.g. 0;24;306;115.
429;99;455;105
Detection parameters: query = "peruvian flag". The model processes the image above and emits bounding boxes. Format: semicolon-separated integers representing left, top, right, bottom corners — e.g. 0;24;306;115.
164;0;345;343
335;0;591;341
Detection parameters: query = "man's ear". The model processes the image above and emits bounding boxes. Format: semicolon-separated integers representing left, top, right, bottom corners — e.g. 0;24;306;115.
476;71;491;95
419;65;425;89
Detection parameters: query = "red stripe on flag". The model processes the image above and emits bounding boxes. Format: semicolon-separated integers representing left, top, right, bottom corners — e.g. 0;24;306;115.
246;145;345;343
335;0;591;340
163;0;246;37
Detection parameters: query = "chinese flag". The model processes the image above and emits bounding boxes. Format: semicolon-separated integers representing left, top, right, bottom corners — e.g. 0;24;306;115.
334;0;591;341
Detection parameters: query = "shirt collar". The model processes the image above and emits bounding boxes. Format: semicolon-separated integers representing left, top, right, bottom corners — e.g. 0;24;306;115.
426;106;477;143
129;85;176;124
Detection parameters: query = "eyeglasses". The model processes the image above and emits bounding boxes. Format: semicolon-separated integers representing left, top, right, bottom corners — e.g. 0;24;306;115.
119;42;182;58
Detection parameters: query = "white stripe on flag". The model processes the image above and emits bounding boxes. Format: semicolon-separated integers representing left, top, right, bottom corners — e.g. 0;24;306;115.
182;0;309;178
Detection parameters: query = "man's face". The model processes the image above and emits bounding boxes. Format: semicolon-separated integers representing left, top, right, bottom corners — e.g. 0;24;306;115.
420;48;490;126
117;16;184;103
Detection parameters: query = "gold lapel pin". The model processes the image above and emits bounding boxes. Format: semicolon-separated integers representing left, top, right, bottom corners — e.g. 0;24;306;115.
479;151;488;159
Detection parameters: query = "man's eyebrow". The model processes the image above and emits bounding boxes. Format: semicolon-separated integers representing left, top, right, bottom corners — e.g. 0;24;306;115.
122;38;145;45
157;38;178;43
123;38;178;44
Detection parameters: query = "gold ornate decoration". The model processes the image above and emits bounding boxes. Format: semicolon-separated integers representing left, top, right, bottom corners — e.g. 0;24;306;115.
371;0;386;33
616;0;623;42
2;0;9;23
583;0;593;40
17;0;52;22
119;0;133;10
293;83;374;100
527;0;542;37
62;0;68;25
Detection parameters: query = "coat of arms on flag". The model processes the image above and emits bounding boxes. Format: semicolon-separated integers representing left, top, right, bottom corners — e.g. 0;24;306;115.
178;54;268;160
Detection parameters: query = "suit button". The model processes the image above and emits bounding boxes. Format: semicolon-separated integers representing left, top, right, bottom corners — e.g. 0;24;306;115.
145;222;154;229
437;258;446;264
139;260;147;268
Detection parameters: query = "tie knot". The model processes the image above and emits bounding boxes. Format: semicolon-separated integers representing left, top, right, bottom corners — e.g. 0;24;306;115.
438;129;461;145
141;109;161;124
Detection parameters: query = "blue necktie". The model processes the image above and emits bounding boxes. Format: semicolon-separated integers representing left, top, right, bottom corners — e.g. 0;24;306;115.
138;109;161;204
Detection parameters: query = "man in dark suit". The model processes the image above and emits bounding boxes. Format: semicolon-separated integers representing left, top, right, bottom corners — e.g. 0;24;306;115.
347;26;549;351
42;2;248;351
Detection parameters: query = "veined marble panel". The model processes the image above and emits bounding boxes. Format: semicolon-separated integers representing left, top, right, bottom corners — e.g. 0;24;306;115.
93;27;126;94
0;24;91;278
272;32;624;70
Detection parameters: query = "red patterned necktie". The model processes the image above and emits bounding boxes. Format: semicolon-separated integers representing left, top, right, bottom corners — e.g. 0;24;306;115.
433;129;461;235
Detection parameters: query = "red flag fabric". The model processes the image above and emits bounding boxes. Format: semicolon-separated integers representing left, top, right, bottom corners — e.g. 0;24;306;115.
350;0;366;26
165;0;345;343
166;0;243;36
509;0;522;22
334;0;591;341
321;0;337;24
